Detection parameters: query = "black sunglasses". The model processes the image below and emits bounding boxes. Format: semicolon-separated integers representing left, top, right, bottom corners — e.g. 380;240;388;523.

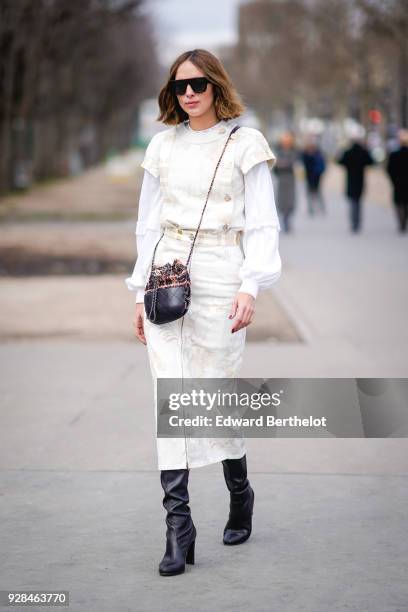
169;77;210;96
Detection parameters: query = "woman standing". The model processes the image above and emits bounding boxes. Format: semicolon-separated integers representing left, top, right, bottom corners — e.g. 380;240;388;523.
125;49;282;576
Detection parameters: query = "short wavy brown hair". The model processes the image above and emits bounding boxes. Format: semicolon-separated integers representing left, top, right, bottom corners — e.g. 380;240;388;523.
157;49;246;125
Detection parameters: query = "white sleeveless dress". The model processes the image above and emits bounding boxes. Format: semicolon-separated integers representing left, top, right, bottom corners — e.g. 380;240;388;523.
127;118;280;470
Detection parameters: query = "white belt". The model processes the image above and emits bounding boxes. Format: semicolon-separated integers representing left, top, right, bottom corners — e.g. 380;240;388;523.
163;224;241;246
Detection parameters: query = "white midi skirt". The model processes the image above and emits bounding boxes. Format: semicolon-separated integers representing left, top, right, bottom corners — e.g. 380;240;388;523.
143;230;247;470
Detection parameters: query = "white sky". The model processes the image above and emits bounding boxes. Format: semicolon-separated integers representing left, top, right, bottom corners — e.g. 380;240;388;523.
145;0;246;65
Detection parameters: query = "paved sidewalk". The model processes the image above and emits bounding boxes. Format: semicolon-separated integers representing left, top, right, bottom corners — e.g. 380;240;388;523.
265;172;408;377
1;338;407;612
1;166;407;611
1;468;407;612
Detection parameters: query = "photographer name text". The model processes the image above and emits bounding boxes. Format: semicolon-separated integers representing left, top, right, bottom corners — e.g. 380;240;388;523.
167;415;327;428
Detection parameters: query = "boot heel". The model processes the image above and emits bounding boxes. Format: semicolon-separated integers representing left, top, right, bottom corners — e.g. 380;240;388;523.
186;539;195;565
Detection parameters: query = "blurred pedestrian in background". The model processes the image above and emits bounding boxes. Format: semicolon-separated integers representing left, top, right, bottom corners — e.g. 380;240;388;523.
301;137;326;216
274;131;298;233
337;131;374;233
386;129;408;233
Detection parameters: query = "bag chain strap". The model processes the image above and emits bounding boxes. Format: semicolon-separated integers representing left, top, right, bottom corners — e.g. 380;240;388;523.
146;124;240;322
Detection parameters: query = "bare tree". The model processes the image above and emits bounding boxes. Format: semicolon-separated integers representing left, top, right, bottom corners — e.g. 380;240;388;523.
356;0;408;126
0;0;159;194
223;0;405;132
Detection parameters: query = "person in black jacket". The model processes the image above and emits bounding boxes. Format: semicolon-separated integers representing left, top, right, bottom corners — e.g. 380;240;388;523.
386;129;408;233
301;140;326;216
337;137;375;233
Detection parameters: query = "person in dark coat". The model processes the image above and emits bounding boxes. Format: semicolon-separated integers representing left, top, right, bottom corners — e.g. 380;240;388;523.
337;137;375;233
386;129;408;233
274;131;298;233
301;140;326;215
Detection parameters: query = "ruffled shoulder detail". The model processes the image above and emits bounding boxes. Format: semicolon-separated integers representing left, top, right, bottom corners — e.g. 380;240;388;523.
140;127;175;177
236;127;277;175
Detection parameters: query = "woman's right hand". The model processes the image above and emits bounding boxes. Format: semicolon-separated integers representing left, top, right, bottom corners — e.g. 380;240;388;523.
133;303;147;345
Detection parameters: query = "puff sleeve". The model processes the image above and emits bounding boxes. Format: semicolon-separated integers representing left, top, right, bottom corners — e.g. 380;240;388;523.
124;169;163;303
237;128;277;175
238;160;282;300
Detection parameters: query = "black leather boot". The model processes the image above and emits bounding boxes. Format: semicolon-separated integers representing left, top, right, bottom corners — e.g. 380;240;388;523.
159;469;196;576
222;455;254;545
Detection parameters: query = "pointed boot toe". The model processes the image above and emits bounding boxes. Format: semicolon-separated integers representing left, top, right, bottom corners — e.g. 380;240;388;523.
223;527;251;545
222;456;254;546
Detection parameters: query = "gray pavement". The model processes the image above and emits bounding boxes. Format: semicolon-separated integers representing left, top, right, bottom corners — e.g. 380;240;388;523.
1;176;407;611
2;469;407;612
270;179;408;377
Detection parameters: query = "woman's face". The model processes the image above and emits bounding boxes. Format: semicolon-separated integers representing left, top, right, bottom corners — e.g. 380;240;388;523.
174;60;214;119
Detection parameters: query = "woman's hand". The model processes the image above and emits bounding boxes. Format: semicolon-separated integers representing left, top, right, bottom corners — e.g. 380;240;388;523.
133;302;147;345
229;292;255;333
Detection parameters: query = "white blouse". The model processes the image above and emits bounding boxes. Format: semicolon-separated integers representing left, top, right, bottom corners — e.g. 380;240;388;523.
127;158;282;303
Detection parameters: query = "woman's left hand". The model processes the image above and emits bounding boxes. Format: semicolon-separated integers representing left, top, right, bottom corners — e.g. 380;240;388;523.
229;292;255;333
